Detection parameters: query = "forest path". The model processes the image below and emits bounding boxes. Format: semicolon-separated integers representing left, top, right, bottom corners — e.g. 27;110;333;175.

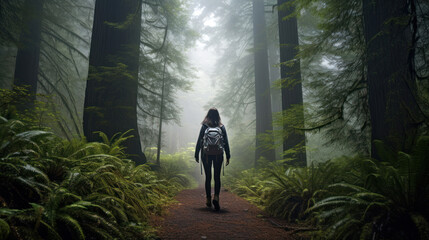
151;188;296;240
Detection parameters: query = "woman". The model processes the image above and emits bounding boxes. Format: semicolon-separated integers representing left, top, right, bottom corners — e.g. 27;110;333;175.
195;108;231;211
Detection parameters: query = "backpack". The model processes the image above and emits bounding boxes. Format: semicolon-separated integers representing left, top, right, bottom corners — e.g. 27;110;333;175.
202;126;224;156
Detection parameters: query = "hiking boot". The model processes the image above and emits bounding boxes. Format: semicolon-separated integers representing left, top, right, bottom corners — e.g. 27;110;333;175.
206;197;212;208
212;195;220;211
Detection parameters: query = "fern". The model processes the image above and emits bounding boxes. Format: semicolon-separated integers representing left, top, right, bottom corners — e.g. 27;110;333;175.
224;137;429;239
310;138;429;239
0;159;50;208
262;161;340;222
0;218;10;239
0;115;184;239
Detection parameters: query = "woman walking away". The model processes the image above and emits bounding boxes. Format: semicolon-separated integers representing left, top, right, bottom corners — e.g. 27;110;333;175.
195;107;231;211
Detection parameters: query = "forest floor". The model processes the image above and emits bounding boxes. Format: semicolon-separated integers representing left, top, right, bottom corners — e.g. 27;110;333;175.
150;188;305;240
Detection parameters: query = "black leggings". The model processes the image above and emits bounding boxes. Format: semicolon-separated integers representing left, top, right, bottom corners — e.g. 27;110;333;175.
202;154;223;198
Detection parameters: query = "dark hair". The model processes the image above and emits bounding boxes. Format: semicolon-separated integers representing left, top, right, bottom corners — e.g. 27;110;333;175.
202;107;222;127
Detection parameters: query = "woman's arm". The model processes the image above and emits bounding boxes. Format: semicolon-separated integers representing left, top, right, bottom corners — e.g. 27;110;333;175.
222;126;231;160
194;125;206;162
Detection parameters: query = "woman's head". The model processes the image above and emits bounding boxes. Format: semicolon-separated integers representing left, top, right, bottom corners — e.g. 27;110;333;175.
202;107;222;127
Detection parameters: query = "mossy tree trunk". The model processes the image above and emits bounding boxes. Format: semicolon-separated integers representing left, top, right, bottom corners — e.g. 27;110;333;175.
13;0;43;110
253;0;275;165
277;0;306;166
363;0;423;157
84;0;146;164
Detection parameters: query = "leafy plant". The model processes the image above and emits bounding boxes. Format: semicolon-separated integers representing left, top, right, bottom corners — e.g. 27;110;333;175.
0;158;50;209
225;159;341;222
309;137;429;239
0;115;188;239
153;149;197;190
224;168;267;206
263;161;339;222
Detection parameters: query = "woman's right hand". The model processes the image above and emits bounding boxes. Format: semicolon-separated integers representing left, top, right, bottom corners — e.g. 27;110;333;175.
195;157;199;163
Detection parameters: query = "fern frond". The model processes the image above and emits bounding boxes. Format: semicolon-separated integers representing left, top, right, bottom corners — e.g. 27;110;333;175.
0;218;10;239
94;131;110;145
411;213;429;240
38;220;62;240
56;214;85;240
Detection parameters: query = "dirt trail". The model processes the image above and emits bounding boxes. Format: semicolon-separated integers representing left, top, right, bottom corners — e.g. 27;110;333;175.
152;188;296;240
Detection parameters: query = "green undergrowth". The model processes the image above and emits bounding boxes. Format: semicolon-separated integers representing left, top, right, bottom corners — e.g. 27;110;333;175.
224;138;429;239
0;116;192;240
146;147;199;190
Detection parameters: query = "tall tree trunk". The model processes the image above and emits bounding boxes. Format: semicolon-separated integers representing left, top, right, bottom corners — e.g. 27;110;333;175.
267;14;282;161
277;0;306;166
156;59;167;166
13;0;43;110
363;0;422;157
253;0;275;165
84;0;146;164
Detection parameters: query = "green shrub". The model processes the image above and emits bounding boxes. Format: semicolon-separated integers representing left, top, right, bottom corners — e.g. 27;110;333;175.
224;168;267;206
0;218;10;239
309;137;429;239
225;159;341;221
263;161;340;222
0;116;183;239
225;137;429;239
149;147;198;190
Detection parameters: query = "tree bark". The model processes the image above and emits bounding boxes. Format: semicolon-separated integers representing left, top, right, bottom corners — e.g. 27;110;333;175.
253;0;275;165
13;0;43;110
363;0;422;157
277;0;306;166
156;59;167;166
84;0;146;164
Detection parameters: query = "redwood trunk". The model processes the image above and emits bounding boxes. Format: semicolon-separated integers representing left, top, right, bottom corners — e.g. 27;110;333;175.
277;0;306;166
253;0;275;164
13;0;43;110
84;0;146;164
363;0;421;157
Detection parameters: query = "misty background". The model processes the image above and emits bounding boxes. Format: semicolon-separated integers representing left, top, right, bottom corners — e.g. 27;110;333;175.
0;0;352;165
162;2;349;164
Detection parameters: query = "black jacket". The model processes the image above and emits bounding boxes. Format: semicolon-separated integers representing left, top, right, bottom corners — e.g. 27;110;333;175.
195;124;231;160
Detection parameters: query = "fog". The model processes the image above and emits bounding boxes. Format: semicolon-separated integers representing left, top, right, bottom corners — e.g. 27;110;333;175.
163;42;220;153
161;2;352;164
163;9;223;154
0;0;354;165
